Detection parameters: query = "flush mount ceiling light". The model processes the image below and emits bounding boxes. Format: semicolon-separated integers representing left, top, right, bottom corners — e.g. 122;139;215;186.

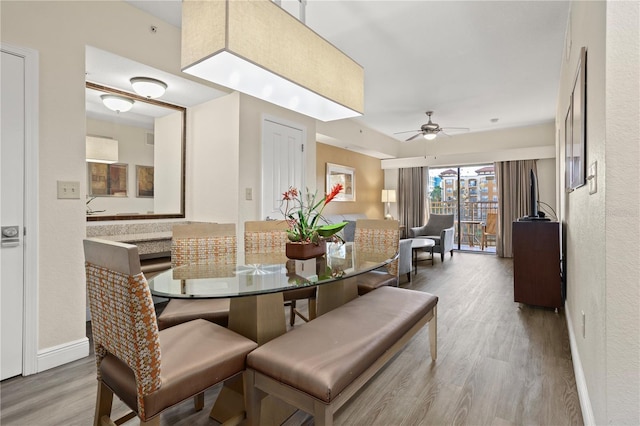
100;94;134;113
86;136;118;164
181;0;364;122
130;77;167;99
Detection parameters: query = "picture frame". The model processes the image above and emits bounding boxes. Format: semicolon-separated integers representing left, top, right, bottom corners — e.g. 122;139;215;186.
326;163;355;201
88;162;128;197
564;99;573;192
569;46;587;190
136;165;154;198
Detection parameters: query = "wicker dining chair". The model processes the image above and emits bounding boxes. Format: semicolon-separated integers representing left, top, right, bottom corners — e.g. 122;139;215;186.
354;219;401;295
156;223;235;330
244;220;317;326
83;238;257;425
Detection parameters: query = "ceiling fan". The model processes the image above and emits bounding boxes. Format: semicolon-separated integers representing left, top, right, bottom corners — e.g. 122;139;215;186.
395;111;469;141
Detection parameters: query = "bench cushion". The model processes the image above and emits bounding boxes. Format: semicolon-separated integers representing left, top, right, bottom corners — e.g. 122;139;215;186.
247;286;437;403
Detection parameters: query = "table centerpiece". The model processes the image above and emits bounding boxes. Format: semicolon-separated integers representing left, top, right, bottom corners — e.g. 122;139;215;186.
281;184;347;260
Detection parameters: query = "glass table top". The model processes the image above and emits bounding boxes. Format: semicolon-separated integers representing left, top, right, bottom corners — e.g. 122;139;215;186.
147;242;397;299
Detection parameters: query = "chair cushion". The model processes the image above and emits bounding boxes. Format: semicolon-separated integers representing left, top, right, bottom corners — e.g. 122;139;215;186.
356;270;398;295
100;319;257;420
157;298;230;330
247;287;438;403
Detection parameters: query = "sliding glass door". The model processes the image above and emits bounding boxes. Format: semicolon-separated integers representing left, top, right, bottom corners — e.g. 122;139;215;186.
428;165;498;253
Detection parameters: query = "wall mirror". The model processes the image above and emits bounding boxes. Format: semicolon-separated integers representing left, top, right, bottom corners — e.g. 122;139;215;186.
85;82;185;221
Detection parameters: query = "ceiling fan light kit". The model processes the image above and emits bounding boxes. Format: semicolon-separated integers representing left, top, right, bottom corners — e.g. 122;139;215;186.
180;0;364;122
424;132;437;140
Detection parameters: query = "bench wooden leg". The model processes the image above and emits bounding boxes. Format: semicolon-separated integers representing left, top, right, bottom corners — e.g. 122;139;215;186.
194;392;204;411
244;370;264;426
429;305;437;361
313;400;333;426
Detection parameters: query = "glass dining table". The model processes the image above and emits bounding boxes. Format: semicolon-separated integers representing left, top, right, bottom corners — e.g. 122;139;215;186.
147;242;397;423
148;242;397;342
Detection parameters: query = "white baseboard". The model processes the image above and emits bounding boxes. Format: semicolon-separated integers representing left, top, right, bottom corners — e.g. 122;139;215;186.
565;302;596;425
37;337;90;373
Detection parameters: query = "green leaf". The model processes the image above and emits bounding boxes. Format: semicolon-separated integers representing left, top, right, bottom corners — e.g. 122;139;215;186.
316;221;348;237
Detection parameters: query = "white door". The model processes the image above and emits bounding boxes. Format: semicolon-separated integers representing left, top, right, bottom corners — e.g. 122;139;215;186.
1;49;26;380
261;118;305;220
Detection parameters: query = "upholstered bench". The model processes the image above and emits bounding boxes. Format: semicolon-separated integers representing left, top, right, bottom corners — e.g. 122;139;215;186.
245;286;438;426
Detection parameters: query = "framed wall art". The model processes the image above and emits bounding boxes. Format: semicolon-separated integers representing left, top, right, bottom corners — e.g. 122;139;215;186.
568;46;587;190
564;100;573;192
326;163;355;201
88;162;128;197
136;165;154;198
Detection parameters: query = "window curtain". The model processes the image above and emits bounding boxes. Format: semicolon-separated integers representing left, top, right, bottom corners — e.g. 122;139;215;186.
398;167;427;237
495;160;537;258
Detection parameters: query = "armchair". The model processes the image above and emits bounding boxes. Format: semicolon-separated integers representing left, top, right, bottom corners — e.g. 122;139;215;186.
410;214;455;262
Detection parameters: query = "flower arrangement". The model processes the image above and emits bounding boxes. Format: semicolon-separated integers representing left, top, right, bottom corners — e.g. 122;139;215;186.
281;183;348;245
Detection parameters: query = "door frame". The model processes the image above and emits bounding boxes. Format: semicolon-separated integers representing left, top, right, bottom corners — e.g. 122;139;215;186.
260;113;307;219
1;42;39;376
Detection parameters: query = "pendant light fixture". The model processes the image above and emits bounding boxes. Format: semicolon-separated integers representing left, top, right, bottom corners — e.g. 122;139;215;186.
130;77;167;99
181;0;364;122
100;94;134;113
86;136;118;164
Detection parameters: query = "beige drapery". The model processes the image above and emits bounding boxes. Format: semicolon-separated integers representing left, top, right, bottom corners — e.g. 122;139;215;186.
495;160;537;258
397;167;427;237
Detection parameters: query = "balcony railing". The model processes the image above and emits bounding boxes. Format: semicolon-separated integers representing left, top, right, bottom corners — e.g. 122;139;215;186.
429;201;498;251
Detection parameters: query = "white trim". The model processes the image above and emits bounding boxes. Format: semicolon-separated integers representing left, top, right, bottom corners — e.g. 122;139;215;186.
1;42;39;376
381;145;556;169
565;302;596;425
37;338;90;373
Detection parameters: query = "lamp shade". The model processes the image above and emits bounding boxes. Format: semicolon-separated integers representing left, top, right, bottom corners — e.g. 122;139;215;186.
86;136;118;164
100;95;134;113
381;189;397;203
181;0;364;122
130;77;167;99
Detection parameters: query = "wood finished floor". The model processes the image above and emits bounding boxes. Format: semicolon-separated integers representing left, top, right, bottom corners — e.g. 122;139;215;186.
0;252;583;425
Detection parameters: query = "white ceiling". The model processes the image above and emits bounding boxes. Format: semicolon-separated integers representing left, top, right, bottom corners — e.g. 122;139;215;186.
122;0;570;145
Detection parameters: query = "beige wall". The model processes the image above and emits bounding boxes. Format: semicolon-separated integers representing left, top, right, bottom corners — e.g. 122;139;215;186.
557;1;639;424
316;143;384;219
187;93;240;224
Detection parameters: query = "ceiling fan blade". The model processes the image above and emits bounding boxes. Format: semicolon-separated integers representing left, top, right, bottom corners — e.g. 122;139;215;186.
394;129;421;134
405;133;423;141
442;126;470;131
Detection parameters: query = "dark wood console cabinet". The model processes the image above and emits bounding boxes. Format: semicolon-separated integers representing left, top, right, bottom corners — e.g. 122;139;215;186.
512;221;562;309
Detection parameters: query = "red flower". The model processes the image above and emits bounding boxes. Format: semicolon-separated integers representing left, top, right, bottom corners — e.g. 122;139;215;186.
282;187;299;201
324;183;343;205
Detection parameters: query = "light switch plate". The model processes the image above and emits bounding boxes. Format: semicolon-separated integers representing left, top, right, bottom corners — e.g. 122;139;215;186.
57;181;80;199
588;161;597;195
245;187;252;201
